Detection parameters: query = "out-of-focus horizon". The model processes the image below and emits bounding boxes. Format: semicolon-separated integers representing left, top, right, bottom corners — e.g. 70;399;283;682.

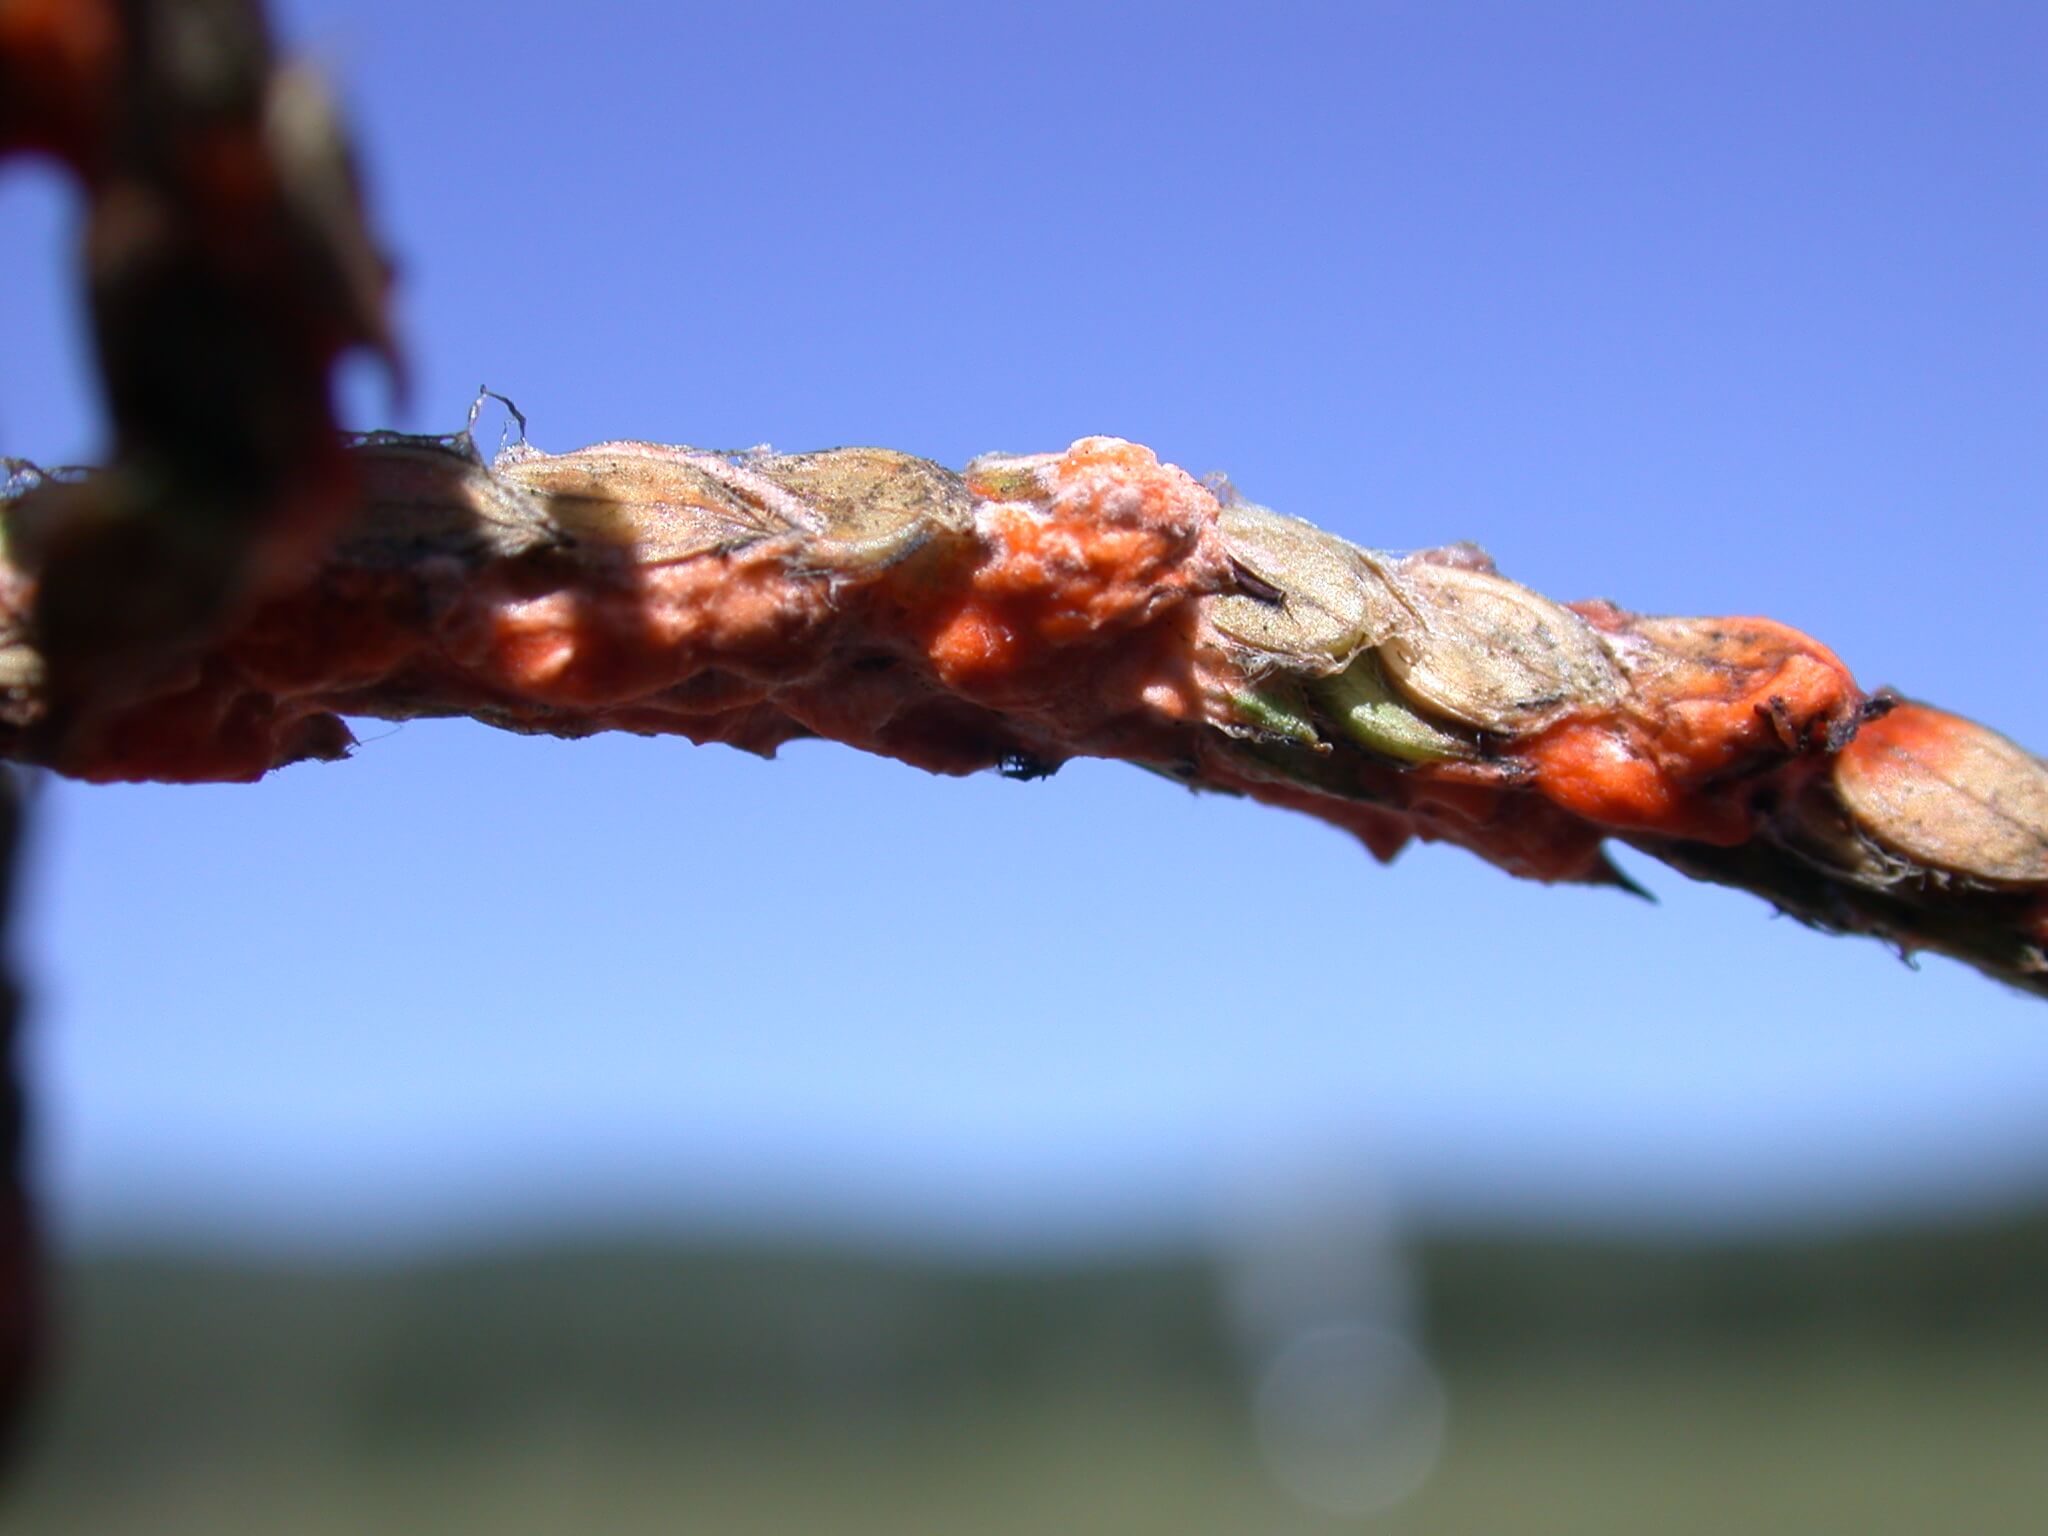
4;0;2048;1262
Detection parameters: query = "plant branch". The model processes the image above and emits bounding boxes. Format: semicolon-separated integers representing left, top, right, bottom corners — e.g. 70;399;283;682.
3;429;2044;998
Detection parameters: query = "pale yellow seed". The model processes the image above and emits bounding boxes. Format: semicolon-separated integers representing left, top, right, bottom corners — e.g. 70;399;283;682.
1208;504;1411;669
1377;561;1621;734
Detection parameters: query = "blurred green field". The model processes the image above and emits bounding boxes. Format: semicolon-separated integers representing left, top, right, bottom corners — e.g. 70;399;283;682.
9;1217;2048;1534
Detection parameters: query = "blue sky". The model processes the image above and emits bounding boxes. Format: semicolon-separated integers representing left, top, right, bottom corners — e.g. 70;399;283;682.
3;0;2046;1252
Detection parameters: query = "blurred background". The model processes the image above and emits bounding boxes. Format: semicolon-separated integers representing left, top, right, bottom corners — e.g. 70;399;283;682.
3;1;2047;1530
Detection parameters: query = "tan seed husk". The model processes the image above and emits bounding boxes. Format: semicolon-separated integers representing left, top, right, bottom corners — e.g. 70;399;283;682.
1835;705;2048;886
497;442;792;563
1208;504;1411;669
763;448;975;570
1377;561;1622;733
345;438;554;561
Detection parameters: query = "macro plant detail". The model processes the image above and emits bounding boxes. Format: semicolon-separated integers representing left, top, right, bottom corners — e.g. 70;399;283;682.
6;426;2045;1001
6;0;2040;1005
2;0;2045;1479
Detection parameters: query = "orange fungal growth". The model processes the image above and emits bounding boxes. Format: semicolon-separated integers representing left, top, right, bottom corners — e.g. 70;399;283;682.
911;439;1230;703
1516;613;1865;845
1519;722;1718;839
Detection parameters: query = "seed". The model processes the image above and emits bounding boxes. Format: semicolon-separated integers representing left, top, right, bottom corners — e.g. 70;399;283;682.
1833;702;2048;886
1208;504;1410;668
347;437;552;560
762;449;975;570
1376;561;1621;734
497;442;793;563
